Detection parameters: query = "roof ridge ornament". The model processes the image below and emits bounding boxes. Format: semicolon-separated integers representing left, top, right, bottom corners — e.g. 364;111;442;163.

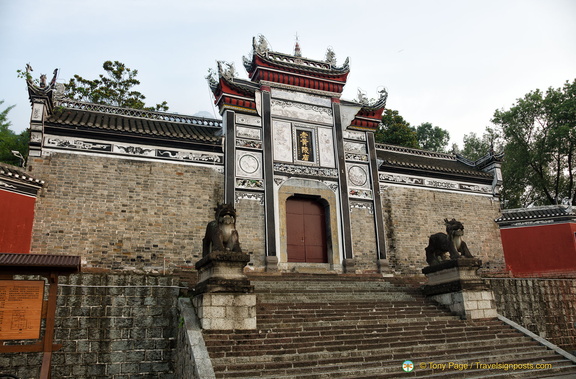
294;33;302;57
355;87;388;109
357;89;369;105
217;61;237;81
325;47;337;66
205;68;218;91
253;34;270;56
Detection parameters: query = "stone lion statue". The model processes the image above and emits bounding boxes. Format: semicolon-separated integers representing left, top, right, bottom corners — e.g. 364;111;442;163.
425;218;473;266
202;203;242;257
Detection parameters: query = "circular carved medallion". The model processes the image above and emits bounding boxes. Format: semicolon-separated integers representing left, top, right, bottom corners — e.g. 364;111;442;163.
239;154;259;174
348;165;368;187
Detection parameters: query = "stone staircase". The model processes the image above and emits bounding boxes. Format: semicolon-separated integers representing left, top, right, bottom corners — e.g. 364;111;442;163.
202;274;576;378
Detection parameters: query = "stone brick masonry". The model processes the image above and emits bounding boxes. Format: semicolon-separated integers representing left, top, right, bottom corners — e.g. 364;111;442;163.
489;278;576;354
234;198;266;268
28;153;224;272
350;205;378;273
1;273;180;379
381;186;505;275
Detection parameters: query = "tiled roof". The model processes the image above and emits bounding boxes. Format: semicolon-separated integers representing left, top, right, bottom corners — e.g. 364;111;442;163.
46;99;223;145
495;205;576;225
376;144;493;181
250;50;350;76
0;164;44;187
0;253;81;273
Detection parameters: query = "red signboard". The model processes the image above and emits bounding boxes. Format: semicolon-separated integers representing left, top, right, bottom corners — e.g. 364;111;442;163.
0;189;36;254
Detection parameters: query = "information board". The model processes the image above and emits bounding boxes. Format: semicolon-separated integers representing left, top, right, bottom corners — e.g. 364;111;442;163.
0;280;44;340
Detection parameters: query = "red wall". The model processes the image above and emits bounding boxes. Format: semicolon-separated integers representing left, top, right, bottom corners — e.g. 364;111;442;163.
500;222;576;276
0;189;36;254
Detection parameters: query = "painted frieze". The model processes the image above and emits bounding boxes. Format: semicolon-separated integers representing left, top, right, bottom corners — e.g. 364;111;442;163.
271;99;333;125
379;172;493;195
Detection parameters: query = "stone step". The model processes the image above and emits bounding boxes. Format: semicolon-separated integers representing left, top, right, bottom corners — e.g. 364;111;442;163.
257;315;460;329
212;346;575;378
204;274;576;379
205;320;512;345
204;327;521;351
256;307;455;320
206;320;513;346
256;301;447;313
256;293;417;303
206;325;512;351
209;335;538;362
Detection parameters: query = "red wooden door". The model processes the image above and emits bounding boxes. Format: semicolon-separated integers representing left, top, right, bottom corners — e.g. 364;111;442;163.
286;197;327;263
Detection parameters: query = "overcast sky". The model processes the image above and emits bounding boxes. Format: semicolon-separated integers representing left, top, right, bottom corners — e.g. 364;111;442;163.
1;0;575;147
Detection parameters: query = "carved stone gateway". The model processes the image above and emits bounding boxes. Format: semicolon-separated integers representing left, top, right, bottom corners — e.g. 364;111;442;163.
422;258;497;320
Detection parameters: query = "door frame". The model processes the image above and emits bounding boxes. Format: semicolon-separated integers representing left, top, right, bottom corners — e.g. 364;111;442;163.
277;178;342;271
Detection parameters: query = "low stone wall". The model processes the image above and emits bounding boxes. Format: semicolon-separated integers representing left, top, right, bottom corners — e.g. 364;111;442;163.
1;273;180;378
174;298;215;379
488;278;576;354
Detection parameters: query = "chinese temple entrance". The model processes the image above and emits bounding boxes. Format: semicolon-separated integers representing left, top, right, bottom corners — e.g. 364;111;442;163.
286;197;327;263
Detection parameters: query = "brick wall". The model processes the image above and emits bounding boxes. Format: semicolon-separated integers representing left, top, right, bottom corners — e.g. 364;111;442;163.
381;186;505;275
1;273;180;379
489;278;576;353
28;153;223;272
234;198;266;268
350;205;378;273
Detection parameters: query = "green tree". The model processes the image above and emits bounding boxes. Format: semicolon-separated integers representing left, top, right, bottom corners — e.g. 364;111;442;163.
0;100;29;166
375;109;419;148
414;122;450;152
65;61;169;111
459;127;501;161
492;79;576;207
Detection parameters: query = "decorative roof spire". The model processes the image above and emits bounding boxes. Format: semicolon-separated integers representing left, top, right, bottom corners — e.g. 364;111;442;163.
294;33;302;57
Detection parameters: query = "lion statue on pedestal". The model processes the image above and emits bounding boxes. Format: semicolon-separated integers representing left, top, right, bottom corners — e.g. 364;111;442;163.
425;218;473;266
202;203;242;257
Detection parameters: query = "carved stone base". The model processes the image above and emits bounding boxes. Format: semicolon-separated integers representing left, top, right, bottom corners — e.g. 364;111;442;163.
377;259;393;277
422;258;497;320
265;255;278;272
193;251;256;330
343;258;356;273
192;292;256;330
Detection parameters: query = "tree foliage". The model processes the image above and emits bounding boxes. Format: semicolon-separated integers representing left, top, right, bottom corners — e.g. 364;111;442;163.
65;61;169;111
375;109;419;148
458;127;502;161
375;110;450;152
0;100;29;166
492;79;576;208
414;122;450;152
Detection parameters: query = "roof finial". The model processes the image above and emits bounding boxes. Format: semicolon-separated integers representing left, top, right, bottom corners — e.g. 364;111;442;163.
294;32;302;57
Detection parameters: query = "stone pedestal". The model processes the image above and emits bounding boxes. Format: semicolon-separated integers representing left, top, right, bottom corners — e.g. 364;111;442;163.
193;251;256;330
422;258;497;320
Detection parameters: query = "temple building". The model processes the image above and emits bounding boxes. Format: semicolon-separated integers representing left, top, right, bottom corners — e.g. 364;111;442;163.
23;36;504;275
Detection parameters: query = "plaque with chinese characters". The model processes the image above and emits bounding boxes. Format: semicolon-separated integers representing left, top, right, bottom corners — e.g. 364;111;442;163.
296;129;314;162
